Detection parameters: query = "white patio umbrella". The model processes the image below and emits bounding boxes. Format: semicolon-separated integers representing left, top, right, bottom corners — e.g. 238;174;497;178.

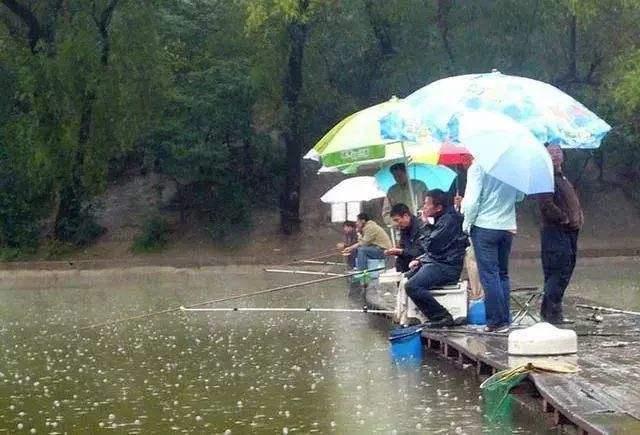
320;177;387;204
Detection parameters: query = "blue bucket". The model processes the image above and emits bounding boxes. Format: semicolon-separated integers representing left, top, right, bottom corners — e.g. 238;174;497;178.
389;326;423;361
468;298;486;325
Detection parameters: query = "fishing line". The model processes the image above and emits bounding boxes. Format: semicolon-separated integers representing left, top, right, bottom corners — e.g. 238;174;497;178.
51;267;384;337
181;307;393;314
576;304;640;317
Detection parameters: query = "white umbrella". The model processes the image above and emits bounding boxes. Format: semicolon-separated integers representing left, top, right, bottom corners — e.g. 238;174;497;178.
457;111;554;194
320;176;387;204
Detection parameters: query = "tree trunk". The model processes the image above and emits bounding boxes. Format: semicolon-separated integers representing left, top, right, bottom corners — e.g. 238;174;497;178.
435;0;455;70
54;91;95;241
54;0;119;242
280;5;309;235
92;0;119;66
567;14;577;82
363;0;395;57
1;0;43;53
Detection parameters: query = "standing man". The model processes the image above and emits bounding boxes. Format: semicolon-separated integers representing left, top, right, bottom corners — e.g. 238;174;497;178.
537;144;583;324
384;203;424;272
462;162;524;332
404;190;469;327
382;163;427;224
342;213;392;270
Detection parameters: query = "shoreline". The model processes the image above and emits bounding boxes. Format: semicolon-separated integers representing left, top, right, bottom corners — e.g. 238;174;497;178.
0;247;639;272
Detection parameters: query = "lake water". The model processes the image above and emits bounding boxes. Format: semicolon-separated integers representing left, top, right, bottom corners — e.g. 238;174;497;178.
1;257;636;433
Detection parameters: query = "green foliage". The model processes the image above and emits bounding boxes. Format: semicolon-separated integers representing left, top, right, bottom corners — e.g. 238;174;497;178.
0;0;167;251
611;50;640;117
2;0;640;253
132;216;171;253
205;182;253;243
148;0;284;240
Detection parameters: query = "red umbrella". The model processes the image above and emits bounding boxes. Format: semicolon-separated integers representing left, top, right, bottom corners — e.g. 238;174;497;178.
437;141;473;167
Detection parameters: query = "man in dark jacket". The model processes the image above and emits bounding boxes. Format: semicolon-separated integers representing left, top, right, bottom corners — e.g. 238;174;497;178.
384;203;424;272
404;189;469;327
537;144;583;324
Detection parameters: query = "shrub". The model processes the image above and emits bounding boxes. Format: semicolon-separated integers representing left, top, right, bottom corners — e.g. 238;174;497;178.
132;216;171;252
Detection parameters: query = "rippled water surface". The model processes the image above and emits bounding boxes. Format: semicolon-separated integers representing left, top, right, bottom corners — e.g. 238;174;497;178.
1;261;616;433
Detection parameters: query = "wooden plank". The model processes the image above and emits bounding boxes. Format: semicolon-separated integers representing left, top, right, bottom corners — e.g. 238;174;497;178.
364;285;640;435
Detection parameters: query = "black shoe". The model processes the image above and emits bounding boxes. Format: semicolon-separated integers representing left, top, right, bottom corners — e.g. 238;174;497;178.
406;318;422;326
424;314;454;328
484;324;510;333
548;318;574;325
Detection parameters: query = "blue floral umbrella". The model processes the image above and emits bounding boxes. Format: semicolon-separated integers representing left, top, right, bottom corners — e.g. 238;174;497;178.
375;163;457;193
380;70;611;149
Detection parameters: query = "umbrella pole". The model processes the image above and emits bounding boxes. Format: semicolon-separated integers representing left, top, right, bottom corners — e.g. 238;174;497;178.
400;141;418;214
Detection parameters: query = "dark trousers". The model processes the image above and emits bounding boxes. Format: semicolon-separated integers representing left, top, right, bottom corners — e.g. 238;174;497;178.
541;227;579;322
396;256;411;273
405;262;461;320
471;226;513;328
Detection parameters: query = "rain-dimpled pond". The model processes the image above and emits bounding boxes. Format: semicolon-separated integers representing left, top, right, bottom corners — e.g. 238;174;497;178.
3;260;626;434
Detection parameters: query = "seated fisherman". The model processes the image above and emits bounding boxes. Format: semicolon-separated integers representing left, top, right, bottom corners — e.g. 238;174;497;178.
384;203;424;273
404;189;469;327
343;213;392;270
336;220;358;268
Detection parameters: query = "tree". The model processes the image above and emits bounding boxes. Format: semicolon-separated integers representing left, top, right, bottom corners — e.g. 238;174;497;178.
247;0;329;234
0;0;167;247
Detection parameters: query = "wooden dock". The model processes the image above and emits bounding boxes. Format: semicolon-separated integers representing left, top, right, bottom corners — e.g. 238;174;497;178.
364;284;640;434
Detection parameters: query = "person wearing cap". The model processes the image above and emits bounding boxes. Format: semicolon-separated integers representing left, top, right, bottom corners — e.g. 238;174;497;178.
537;144;583;324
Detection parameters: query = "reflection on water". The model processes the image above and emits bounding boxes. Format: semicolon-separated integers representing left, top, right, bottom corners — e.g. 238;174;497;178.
0;266;559;433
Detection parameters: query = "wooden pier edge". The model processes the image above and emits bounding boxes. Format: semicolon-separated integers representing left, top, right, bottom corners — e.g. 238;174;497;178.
420;330;607;435
364;290;617;435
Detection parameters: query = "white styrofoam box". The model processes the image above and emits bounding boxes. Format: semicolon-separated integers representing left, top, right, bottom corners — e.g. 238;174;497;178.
330;203;346;223
431;280;468;319
396;278;468;324
508;354;578;369
379;269;402;284
508;322;578;356
346;201;361;221
330;202;362;223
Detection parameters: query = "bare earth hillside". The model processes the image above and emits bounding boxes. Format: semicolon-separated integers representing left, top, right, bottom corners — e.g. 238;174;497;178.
16;162;640;267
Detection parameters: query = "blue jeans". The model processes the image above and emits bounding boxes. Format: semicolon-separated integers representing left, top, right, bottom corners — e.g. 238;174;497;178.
356;245;385;270
541;228;579;322
405;262;461;320
471;226;513;328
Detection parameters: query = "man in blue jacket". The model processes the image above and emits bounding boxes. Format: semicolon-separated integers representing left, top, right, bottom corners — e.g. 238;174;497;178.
405;189;469;327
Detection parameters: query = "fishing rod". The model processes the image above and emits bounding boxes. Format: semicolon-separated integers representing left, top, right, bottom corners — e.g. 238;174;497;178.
181;307;393;314
576;304;640;317
54;266;385;336
290;249;340;264
264;268;344;276
295;260;345;266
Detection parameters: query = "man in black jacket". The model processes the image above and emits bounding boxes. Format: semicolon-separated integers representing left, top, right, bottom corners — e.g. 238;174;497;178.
537;144;583;324
384;203;424;272
405;189;469;327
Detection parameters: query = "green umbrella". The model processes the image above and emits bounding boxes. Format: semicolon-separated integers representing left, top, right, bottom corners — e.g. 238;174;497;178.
305;97;440;212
